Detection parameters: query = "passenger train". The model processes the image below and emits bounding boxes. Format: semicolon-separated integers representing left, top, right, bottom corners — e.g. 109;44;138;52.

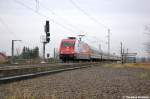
59;37;120;62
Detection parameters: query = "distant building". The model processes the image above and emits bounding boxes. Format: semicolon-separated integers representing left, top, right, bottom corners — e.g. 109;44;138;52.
123;53;137;63
126;56;136;63
0;52;7;63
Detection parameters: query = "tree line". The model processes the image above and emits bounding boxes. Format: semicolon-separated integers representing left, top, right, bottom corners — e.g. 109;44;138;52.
18;46;39;59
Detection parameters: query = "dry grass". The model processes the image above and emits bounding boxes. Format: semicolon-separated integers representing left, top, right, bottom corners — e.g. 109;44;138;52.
110;63;150;70
137;72;149;79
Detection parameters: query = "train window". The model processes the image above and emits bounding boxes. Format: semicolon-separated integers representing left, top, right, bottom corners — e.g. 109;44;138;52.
62;42;74;47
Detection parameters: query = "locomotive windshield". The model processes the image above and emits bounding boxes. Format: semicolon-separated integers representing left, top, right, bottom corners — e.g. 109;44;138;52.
62;42;75;47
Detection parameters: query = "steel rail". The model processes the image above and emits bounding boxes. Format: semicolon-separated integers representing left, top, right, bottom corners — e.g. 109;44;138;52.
0;64;92;84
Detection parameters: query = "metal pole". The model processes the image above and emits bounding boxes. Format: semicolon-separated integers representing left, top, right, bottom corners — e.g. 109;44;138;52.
54;48;56;59
54;48;56;62
121;42;123;64
11;40;14;64
126;48;128;63
11;40;22;64
99;43;101;52
123;48;125;63
78;35;85;41
108;29;110;58
43;42;46;62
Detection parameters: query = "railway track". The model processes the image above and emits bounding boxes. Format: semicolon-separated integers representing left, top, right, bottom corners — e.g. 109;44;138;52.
0;62;98;84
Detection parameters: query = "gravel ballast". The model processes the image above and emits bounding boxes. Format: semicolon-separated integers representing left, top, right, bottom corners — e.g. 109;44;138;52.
0;64;150;99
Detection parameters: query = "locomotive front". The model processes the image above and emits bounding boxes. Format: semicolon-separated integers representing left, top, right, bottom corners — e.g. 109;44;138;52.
59;37;76;61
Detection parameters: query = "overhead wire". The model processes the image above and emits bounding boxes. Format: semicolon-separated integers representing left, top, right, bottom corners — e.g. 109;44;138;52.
15;0;102;45
14;0;76;33
14;0;109;49
69;0;110;48
39;3;86;34
17;0;108;37
69;0;109;29
0;13;41;53
33;0;107;40
0;16;24;55
0;16;18;39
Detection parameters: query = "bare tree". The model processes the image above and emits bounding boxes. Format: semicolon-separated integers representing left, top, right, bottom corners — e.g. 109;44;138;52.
144;24;150;58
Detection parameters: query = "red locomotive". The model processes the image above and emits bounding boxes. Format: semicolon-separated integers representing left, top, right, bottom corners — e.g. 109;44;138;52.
59;37;76;61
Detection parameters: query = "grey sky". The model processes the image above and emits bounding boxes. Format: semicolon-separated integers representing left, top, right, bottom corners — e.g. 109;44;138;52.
0;0;150;57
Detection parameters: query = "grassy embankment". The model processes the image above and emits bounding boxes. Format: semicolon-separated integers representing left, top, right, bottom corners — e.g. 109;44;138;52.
106;63;150;79
110;63;150;70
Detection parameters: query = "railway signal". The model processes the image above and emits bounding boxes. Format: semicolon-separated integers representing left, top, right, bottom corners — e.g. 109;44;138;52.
46;32;50;42
41;20;50;63
45;20;49;32
45;21;50;43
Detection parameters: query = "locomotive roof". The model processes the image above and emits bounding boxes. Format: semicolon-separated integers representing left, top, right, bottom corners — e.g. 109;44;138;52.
62;38;76;41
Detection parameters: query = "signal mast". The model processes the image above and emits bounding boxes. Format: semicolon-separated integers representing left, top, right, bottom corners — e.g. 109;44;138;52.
41;20;50;63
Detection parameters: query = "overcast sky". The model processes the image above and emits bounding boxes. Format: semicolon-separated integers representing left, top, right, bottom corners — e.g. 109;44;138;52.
0;0;150;57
